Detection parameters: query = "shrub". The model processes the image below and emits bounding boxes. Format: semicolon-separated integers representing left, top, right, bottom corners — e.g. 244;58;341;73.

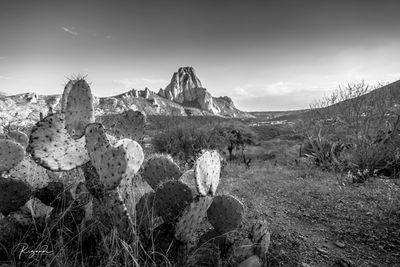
348;136;400;182
152;124;211;163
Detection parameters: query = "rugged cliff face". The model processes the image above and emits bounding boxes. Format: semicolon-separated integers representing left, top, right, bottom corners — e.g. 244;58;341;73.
158;67;249;117
159;67;203;103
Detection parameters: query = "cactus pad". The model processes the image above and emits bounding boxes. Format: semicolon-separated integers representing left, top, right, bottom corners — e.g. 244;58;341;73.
146;222;183;263
61;79;76;112
70;181;91;205
135;192;158;240
194;150;221;196
85;123;111;165
154;180;193;222
114;138;144;179
27;113;90;171
207;194;244;234
8;157;50;189
249;220;269;244
24;198;52;218
179;169;197;194
142;154;182;190
7;130;29;148
34;181;73;210
85;124;144;190
0;139;25;173
254;232;270;258
92;190;133;241
0;177;32;215
65;79;95;139
198;229;230;255
250;220;270;258
175;196;213;242
112;109;146;140
238;255;262;267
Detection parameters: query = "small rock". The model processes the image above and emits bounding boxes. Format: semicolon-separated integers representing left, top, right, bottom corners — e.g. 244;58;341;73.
334;241;345;248
316;247;328;254
334;258;354;267
301;263;312;267
238;255;262;267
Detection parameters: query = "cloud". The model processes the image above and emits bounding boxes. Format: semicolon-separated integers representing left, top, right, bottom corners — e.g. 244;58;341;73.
62;26;78;35
233;81;305;98
113;78;168;88
0;75;12;80
106;35;111;39
0;57;5;60
385;73;400;79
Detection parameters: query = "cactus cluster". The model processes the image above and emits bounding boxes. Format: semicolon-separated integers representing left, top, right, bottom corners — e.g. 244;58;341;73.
0;77;270;266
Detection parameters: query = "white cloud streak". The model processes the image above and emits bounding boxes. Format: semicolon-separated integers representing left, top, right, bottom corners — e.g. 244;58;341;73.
113;78;168;88
0;75;12;80
62;26;78;35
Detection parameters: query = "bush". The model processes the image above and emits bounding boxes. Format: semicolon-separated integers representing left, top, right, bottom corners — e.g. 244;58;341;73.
348;136;400;181
152;118;259;166
152;125;211;163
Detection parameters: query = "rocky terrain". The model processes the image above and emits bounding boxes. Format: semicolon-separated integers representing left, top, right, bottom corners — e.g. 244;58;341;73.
0;67;252;130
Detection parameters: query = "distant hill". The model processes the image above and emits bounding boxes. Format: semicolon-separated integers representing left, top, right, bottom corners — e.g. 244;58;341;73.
249;110;309;121
249;79;400;123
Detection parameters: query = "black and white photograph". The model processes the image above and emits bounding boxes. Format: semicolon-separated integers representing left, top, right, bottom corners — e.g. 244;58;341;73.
0;0;399;266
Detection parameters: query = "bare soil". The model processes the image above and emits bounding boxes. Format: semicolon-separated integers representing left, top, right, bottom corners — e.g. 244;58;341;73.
219;161;400;267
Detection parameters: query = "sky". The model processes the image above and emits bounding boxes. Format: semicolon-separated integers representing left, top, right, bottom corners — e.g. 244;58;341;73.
1;0;400;111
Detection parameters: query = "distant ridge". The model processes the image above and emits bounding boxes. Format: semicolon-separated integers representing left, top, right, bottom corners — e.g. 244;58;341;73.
0;67;253;128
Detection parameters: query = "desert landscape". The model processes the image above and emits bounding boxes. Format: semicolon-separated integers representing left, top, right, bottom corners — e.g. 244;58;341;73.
1;1;400;267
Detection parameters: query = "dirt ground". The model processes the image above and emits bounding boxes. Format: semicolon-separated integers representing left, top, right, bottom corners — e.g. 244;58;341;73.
219;160;400;267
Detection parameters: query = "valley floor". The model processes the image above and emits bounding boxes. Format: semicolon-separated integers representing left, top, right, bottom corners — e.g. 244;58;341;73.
219;160;400;267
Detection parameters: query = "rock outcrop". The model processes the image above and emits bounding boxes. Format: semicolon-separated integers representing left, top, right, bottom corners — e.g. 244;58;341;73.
159;67;203;103
158;67;250;117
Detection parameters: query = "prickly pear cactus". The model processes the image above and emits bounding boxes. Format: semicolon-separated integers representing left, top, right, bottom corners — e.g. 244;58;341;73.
179;169;198;193
238;255;262;267
23;198;52;218
7;130;29;148
8;157;50;189
135;192;159;240
112;109;146;140
85;123;110;159
27;113;90;171
64;79;95;139
250;220;271;258
114;138;144;179
85;123;144;190
34;181;73;210
207;194;245;234
61;79;76;112
0;177;32;215
194;150;221;196
154;180;193;222
142;154;182;190
92;190;133;241
0;139;25;173
175;195;213;242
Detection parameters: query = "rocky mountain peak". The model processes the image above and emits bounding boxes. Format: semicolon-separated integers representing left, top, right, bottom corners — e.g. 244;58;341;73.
160;67;203;103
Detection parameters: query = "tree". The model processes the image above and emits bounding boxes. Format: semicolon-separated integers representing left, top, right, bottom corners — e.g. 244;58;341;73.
209;123;257;165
